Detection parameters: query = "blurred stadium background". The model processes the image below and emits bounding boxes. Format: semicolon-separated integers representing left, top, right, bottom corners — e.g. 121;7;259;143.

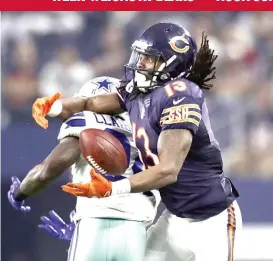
1;11;273;261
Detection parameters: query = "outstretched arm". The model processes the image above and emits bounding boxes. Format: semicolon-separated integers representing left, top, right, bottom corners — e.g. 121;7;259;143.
14;136;81;201
60;93;123;120
32;93;123;129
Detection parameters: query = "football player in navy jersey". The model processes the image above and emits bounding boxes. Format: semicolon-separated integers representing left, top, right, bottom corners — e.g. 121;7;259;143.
32;22;242;261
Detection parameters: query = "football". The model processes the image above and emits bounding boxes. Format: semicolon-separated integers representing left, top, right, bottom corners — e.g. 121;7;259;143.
79;128;128;175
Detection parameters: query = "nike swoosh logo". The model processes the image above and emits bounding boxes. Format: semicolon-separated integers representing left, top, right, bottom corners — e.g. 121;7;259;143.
173;97;185;105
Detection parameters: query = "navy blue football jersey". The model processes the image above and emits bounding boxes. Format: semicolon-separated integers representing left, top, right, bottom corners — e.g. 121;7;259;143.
118;78;239;219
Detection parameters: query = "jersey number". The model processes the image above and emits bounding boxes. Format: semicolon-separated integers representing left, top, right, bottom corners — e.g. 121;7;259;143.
164;81;187;97
132;122;159;168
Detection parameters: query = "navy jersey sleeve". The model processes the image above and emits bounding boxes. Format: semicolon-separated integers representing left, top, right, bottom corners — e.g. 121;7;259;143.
160;95;202;135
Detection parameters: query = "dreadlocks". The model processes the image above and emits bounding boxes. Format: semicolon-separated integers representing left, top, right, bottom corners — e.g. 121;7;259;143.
186;32;218;90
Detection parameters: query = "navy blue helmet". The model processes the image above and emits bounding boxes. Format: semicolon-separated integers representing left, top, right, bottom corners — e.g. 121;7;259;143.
124;22;197;92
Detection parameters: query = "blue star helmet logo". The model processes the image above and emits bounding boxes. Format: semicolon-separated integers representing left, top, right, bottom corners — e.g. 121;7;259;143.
96;78;113;93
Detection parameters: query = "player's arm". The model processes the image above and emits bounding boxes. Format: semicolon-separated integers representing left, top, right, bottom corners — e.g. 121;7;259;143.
32;93;124;129
62;129;192;197
14;136;80;201
60;93;123;119
127;129;192;192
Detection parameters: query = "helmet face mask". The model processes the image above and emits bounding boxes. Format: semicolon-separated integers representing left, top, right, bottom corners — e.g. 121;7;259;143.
125;40;169;92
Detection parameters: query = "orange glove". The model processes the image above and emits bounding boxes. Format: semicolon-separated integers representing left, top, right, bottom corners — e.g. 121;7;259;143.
61;169;112;198
32;92;61;129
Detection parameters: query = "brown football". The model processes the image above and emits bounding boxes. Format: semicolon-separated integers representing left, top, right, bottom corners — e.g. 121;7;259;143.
79;128;127;175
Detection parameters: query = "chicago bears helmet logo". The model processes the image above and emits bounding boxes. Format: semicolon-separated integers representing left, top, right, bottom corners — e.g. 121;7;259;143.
169;36;190;54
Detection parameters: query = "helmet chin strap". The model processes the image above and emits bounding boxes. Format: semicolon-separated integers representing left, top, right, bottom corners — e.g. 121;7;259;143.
125;79;134;93
135;72;152;92
125;73;151;93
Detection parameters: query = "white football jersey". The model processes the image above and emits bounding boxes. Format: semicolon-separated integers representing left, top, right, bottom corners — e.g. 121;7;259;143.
58;77;160;224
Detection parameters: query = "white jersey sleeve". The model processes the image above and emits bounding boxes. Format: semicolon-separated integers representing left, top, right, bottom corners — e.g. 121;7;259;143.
58;76;120;140
73;76;120;98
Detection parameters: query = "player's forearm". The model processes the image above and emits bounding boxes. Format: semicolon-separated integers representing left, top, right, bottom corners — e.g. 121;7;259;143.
15;137;80;200
128;164;178;193
55;94;124;120
57;97;87;120
14;163;56;200
14;137;81;201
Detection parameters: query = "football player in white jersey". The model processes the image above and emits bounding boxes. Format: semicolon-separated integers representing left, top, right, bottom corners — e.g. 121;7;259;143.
8;76;160;261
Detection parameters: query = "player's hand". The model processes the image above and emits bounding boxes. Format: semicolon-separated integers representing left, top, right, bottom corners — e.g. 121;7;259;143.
38;210;76;242
7;176;31;213
61;169;112;198
32;92;61;129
